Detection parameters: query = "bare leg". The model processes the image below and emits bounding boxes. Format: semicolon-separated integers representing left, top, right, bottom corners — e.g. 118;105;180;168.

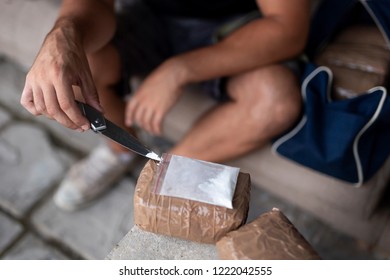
85;44;135;154
169;64;302;162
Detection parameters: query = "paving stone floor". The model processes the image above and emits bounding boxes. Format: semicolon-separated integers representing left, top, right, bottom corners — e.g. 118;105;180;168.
0;58;389;260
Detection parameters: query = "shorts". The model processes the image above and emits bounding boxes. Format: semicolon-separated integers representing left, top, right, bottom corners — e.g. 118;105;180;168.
113;0;302;101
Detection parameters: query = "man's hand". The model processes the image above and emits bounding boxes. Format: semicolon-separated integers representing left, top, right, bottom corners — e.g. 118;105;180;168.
125;59;187;136
20;20;103;132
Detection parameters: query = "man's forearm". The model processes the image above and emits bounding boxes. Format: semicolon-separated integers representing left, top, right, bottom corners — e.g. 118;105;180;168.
172;0;310;86
173;17;307;86
53;0;115;53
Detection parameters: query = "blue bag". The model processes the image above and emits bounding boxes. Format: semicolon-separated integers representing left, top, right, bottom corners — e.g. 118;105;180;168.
273;0;390;186
273;63;390;185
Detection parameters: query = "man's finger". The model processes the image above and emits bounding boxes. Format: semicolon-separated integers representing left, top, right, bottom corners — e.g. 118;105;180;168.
80;71;103;113
134;103;147;129
125;99;137;127
43;85;80;130
55;81;90;131
142;108;155;134
152;111;163;136
32;86;47;115
20;86;40;116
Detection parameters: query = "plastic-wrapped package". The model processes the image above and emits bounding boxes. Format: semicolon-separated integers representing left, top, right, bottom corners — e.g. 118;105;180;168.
216;208;321;260
133;158;251;244
153;154;240;209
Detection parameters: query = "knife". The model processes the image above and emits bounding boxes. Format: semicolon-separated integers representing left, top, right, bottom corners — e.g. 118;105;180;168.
77;101;161;162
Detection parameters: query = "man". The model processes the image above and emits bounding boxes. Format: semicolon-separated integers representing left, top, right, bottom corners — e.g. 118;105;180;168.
20;0;311;211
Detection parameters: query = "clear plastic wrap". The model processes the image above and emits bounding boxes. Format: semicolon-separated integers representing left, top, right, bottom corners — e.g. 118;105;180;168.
133;158;251;244
153;154;240;209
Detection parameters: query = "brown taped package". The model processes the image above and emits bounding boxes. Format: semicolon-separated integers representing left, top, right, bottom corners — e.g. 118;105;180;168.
216;208;321;260
315;25;390;100
134;160;251;244
332;24;388;49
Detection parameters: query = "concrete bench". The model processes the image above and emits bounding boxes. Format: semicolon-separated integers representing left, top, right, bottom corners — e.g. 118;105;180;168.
107;209;321;260
106;226;218;260
1;0;389;253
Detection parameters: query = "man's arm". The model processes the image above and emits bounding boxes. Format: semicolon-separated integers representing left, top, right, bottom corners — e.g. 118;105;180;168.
20;0;115;131
125;0;311;135
175;0;311;83
55;0;115;53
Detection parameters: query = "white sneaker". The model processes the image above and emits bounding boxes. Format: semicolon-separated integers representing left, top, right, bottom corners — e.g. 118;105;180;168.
53;145;135;211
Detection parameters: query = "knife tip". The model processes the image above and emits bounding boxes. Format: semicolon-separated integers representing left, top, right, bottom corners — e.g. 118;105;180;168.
147;152;162;162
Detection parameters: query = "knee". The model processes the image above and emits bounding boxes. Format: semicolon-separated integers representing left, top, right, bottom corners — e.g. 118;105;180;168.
269;93;302;133
87;44;121;88
227;65;302;134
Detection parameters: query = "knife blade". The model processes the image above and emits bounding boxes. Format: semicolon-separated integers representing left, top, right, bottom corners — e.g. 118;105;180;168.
77;101;161;162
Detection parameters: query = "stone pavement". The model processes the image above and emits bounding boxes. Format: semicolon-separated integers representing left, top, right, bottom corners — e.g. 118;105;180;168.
0;57;389;260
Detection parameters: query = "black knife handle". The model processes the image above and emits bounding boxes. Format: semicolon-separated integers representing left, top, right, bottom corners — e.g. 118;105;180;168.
76;101;107;132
